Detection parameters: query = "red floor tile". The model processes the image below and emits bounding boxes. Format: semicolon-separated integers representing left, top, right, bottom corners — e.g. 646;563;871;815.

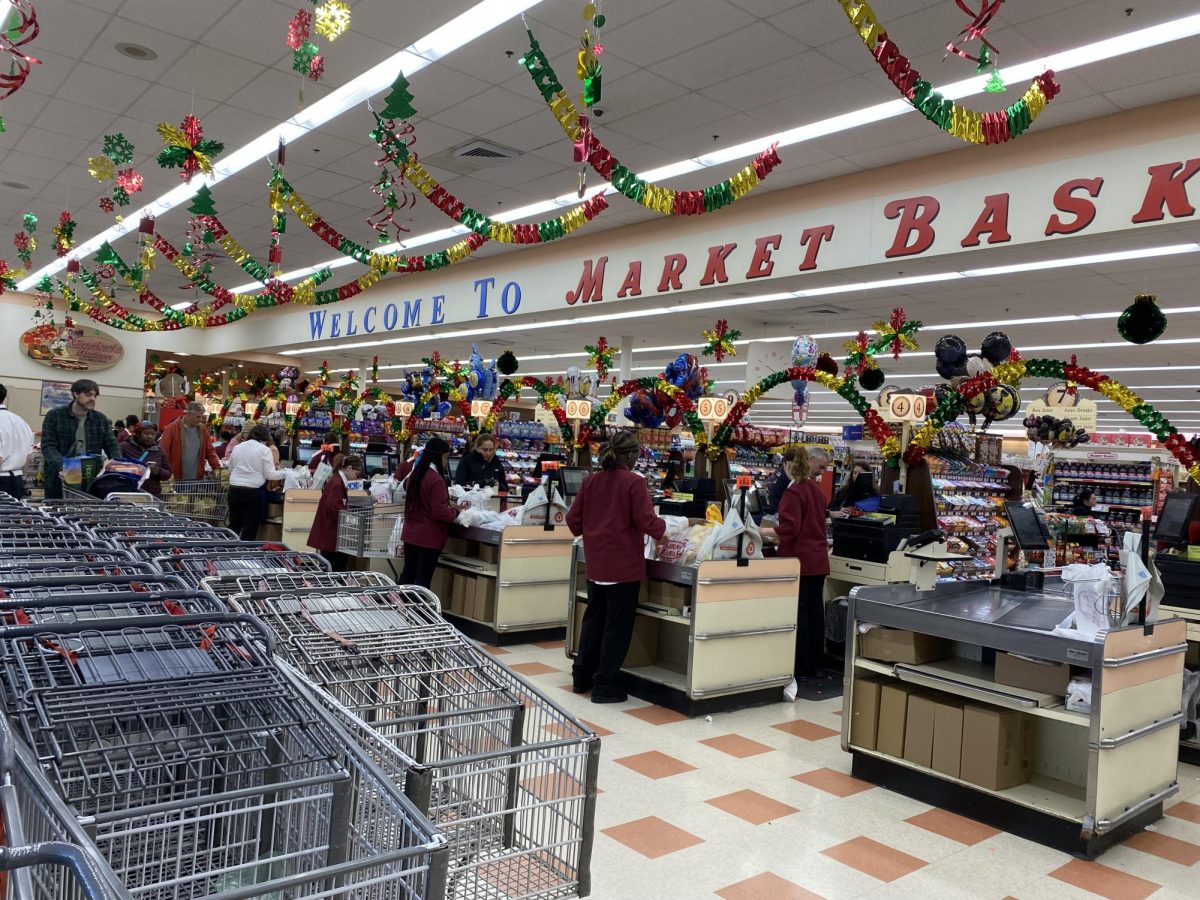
699;734;774;758
581;718;613;737
480;643;510;655
602;816;703;859
1122;829;1200;866
821;836;927;883
544;718;614;739
521;771;585;802
624;705;688;725
534;639;566;649
614;750;696;780
905;808;1000;846
556;682;588;696
1166;800;1200;825
1049;860;1160;900
792;767;874;798
772;719;840;741
509;661;560;676
706;789;798;825
716;871;825;899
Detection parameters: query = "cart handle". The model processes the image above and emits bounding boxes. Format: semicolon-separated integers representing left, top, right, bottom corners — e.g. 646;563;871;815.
0;612;276;657
0;843;126;900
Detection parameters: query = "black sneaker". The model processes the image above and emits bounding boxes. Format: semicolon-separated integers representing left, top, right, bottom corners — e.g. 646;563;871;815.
590;692;627;704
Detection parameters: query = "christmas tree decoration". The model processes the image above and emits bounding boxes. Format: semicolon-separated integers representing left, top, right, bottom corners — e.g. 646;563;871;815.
835;0;1060;144
313;0;351;41
1118;293;1168;344
380;69;417;120
701;319;740;362
585;336;618;380
51;210;75;257
945;0;1002;68
0;1;41;102
156;115;224;181
187;184;219;217
984;68;1007;93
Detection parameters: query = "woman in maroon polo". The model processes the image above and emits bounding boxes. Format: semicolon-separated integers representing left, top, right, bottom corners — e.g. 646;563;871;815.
567;431;666;703
775;446;832;682
399;437;459;588
306;454;362;572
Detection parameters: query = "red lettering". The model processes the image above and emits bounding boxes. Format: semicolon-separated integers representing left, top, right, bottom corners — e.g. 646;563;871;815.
1131;159;1200;223
745;234;782;279
884;196;939;258
616;261;643;298
960;193;1012;247
565;256;608;305
1045;177;1103;236
798;225;835;271
698;243;738;286
657;253;687;292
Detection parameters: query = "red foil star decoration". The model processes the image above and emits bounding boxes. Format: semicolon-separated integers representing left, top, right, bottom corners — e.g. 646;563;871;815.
98;197;115;213
115;168;143;194
286;9;312;50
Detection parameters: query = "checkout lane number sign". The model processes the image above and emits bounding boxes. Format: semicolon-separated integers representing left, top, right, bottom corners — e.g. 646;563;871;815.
565;399;592;420
886;391;928;421
697;396;730;422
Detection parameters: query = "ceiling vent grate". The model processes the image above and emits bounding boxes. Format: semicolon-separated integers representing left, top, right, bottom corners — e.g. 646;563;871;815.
807;306;848;316
454;141;516;161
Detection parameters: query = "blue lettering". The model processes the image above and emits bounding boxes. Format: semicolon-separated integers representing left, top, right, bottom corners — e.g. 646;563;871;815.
501;281;521;315
432;294;445;324
308;310;326;340
474;277;495;319
383;303;398;331
403;298;422;328
363;305;377;333
330;313;342;338
345;310;358;336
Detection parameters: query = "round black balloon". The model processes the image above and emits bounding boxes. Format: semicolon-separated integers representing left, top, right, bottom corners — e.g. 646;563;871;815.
935;334;968;365
859;367;885;391
980;331;1012;365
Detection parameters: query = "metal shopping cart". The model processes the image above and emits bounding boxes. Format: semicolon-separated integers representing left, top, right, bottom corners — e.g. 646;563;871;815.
61;482;161;507
199;569;395;601
0;589;221;631
226;584;599;900
0;574;188;598
148;549;331;587
0;716;132;900
159;478;229;524
337;502;405;558
0;562;162;582
99;527;239;549
0;550;138;571
0;613;449;900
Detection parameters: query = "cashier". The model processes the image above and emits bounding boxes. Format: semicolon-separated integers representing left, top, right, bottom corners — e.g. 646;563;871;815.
455;433;508;490
1071;489;1098;515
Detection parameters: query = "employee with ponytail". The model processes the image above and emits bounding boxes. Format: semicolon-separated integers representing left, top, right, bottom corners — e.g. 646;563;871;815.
399;437;459;588
306;454;363;572
566;431;667;703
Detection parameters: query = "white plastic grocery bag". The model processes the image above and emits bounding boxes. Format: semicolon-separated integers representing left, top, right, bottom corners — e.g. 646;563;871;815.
312;460;334;490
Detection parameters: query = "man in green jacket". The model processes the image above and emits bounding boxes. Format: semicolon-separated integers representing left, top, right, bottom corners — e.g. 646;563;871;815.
40;378;120;499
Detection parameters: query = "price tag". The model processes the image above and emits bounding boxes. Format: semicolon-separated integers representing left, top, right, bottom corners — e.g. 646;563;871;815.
565;399;592;420
395;401;415;417
735;474;754;490
697;396;730;422
886;391;928;421
541;460;561;472
470;400;493;418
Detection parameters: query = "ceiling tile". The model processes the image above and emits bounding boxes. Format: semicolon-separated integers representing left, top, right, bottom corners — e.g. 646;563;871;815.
431;85;546;137
157;45;268;104
601;0;757;65
604;92;738;145
116;0;241;40
650;21;806;90
34;97;120;143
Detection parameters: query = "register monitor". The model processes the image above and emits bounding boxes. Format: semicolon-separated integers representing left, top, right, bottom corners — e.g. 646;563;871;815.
1155;492;1198;547
561;466;587;499
364;452;386;475
723;479;762;517
296;446;315;465
1003;500;1052;552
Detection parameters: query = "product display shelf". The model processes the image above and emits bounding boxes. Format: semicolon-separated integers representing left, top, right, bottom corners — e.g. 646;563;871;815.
429;523;575;644
843;579;1187;856
566;543;801;716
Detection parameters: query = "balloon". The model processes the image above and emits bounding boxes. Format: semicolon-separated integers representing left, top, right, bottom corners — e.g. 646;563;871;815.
624;389;665;428
935;335;968;369
466;343;497;401
792;335;819;368
965;355;992;378
989;384;1020;422
980;331;1012;365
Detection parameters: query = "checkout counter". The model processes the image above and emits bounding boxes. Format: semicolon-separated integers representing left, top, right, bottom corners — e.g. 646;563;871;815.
841;515;1187;857
826;494;923;603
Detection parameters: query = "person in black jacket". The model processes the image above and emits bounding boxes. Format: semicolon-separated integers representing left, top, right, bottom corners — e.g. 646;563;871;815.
454;433;509;490
1071;489;1098;516
765;447;797;514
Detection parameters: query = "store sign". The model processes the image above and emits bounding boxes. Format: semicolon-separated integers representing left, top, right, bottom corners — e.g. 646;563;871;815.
38;380;72;415
564;399;592;420
19;323;123;372
1025;396;1098;432
696;396;730;422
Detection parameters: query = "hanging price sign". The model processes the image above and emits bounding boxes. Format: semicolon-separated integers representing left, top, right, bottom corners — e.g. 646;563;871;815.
735;474;754;489
565;399;592;420
697;396;730;422
395;401;415;417
470;400;493;418
883;390;928;422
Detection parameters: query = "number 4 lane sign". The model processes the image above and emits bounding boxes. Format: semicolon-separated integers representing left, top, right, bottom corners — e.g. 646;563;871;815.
885;391;927;422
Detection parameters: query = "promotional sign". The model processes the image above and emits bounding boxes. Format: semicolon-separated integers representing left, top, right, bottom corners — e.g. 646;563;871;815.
879;389;928;422
39;380;72;415
1025;396;1098;432
20;323;124;372
395;401;415;417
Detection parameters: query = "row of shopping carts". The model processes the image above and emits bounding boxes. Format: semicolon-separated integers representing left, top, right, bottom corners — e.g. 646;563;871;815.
61;478;229;525
0;491;598;900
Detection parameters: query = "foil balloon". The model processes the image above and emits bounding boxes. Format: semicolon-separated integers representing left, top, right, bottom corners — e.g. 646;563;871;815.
564;365;594;399
790;335;819;413
466;343;497;401
624;389;665;428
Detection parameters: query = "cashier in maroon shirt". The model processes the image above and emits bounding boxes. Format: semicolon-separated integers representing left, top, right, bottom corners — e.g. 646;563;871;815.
566;430;666;704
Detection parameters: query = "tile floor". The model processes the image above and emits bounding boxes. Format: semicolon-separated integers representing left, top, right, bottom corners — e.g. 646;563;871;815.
481;640;1200;900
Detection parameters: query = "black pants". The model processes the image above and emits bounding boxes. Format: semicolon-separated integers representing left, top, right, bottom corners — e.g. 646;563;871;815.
228;485;266;541
0;473;26;501
400;543;441;588
320;550;349;572
795;574;828;678
573;581;640;699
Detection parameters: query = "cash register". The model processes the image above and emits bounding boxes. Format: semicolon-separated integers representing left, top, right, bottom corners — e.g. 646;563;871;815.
1153;491;1200;611
830;494;921;562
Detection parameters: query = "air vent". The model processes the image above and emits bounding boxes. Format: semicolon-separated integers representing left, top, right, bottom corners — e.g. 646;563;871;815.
808;306;848;316
424;140;521;175
454;140;516;161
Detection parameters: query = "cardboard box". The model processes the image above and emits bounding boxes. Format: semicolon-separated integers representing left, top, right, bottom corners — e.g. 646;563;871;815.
877;683;920;758
960;706;1031;791
472;575;495;623
903;693;937;768
859;627;951;665
994;652;1070;696
931;698;966;778
622;615;658;669
429;566;452;606
444;535;470;558
452;573;473;617
478;542;499;565
849;676;886;750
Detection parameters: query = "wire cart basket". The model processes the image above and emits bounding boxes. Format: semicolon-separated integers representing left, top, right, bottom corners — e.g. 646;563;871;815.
149;550;331;588
0;550;137;571
0;588;219;631
159;479;229;524
224;585;599;900
61;484;162;508
199;569;395;601
336;502;405;559
0;562;162;582
0;613;449;900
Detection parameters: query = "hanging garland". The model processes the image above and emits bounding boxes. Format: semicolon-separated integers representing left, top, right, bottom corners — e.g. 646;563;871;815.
0;1;41;117
835;0;1060;144
520;27;782;215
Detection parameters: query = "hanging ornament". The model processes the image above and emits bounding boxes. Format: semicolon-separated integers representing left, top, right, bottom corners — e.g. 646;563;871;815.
701;319;740;362
13;219;35;265
88;155;115;182
984;68;1007;93
286;8;312;50
98;196;115;214
1117;293;1168;345
156;114;224;181
585;336;618;380
102;132;134;165
497;350;519;376
380;69;417;119
51;210;75;257
945;0;1002;67
859;367;886;392
873;307;921;359
115;168;144;195
0;1;42;103
314;0;351;40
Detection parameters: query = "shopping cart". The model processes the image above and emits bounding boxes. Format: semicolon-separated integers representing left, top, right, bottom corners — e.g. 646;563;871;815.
0;574;187;599
126;539;290;560
61;483;161;507
159;478;229;524
0;549;137;570
0;536;106;552
0;562;162;583
199;569;395;601
0;613;449;900
149;549;331;588
99;527;239;548
0;589;220;630
0;716;132;900
337;502;405;558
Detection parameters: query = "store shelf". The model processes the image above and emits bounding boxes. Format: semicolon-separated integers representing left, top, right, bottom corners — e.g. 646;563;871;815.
1054;477;1154;487
624;664;689;692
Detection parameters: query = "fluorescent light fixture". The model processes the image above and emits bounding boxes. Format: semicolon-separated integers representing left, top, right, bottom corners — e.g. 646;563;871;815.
17;0;545;291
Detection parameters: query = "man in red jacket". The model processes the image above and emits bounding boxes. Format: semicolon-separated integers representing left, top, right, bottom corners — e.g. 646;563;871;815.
159;401;223;481
567;431;666;703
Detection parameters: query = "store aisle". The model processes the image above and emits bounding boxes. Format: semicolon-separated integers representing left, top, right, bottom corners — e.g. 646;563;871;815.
482;641;1200;900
